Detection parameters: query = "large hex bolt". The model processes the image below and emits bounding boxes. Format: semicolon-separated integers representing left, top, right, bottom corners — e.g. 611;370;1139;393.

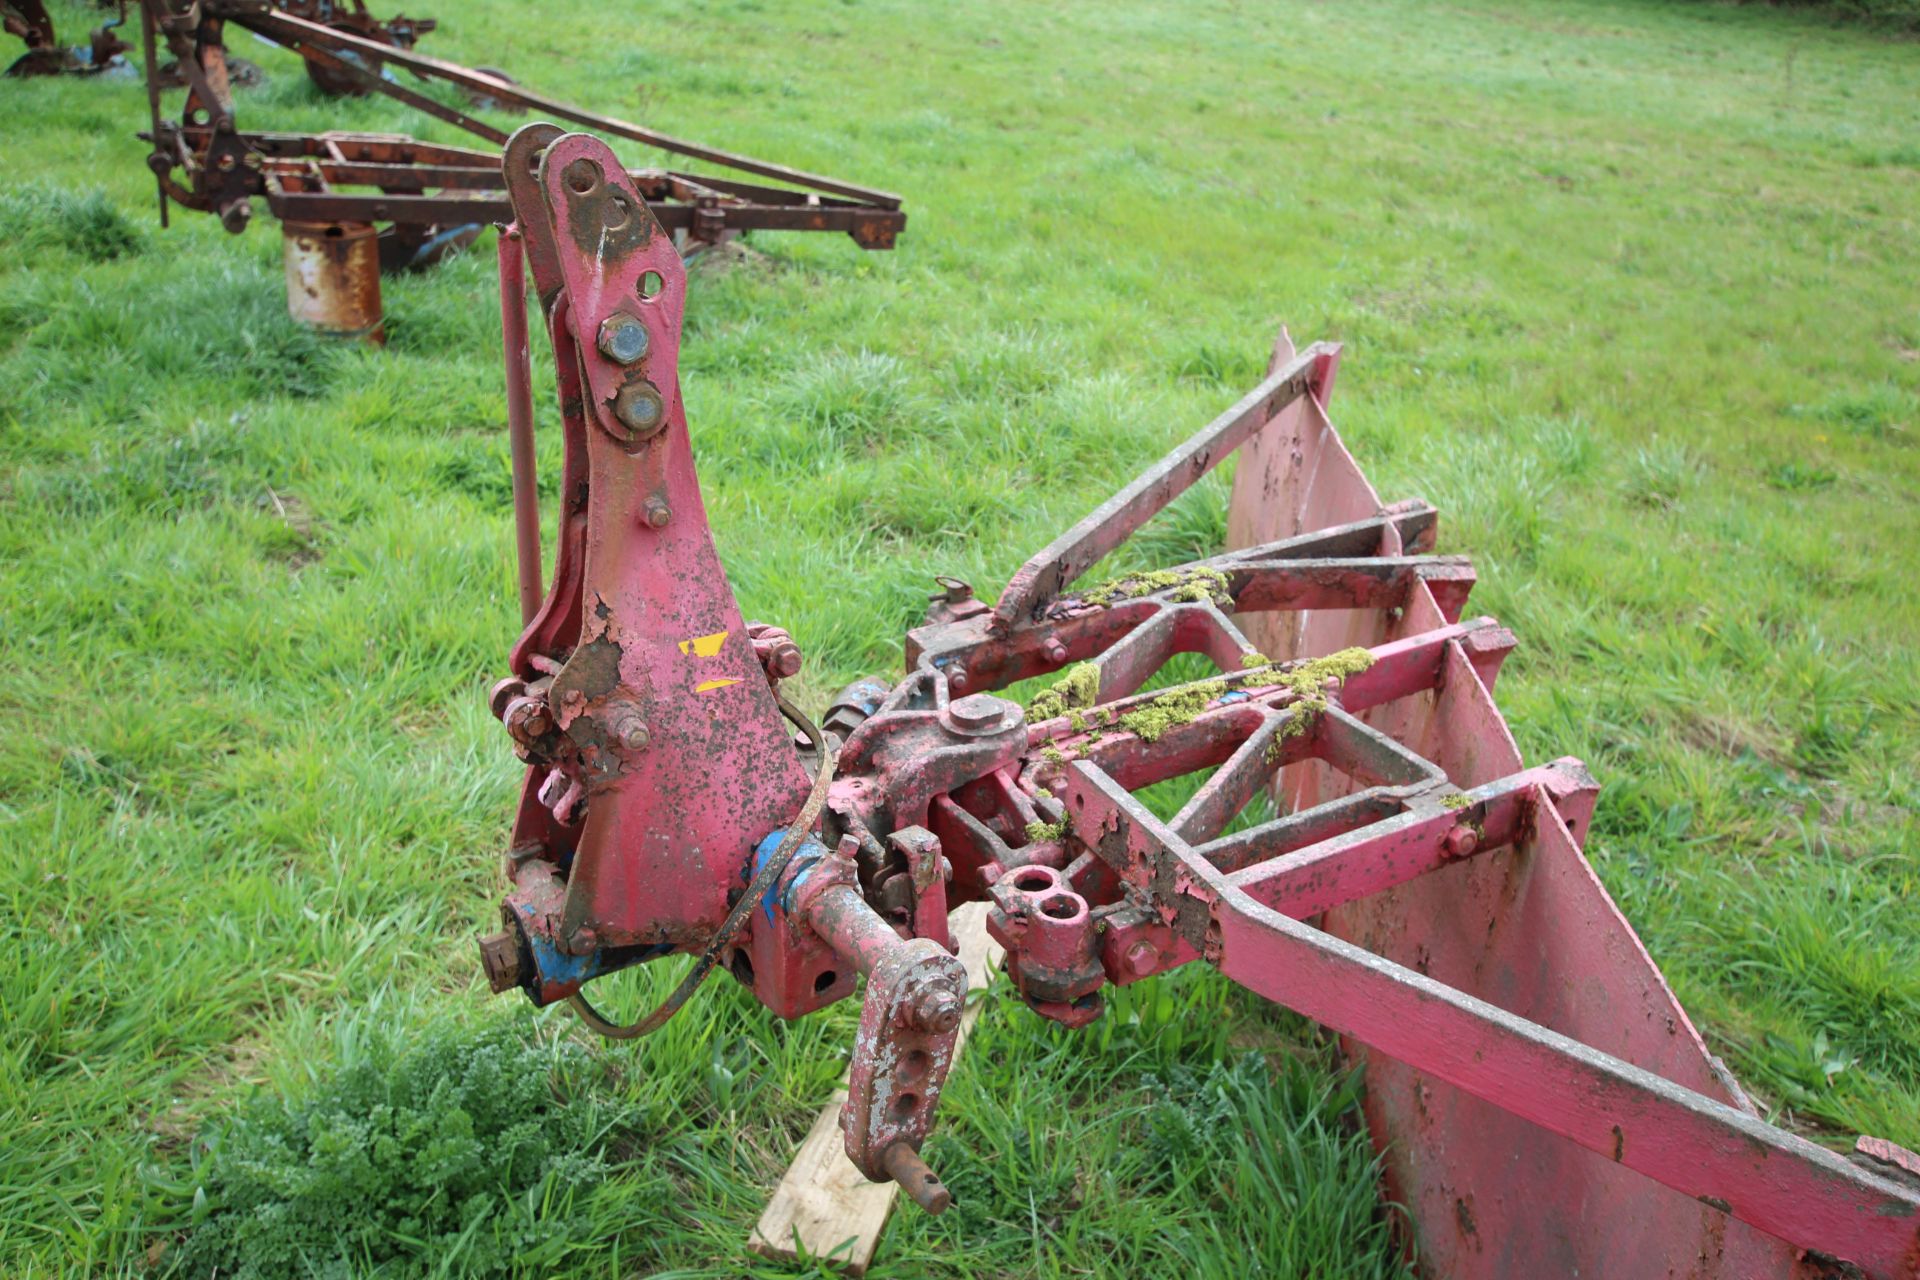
612;380;667;439
597;312;650;365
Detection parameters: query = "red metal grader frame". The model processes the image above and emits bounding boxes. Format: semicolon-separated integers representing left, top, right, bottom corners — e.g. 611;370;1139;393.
474;128;1920;1277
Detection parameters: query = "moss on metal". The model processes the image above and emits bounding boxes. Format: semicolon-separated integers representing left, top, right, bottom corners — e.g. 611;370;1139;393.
1118;678;1229;743
1029;661;1102;723
1079;564;1229;607
1261;647;1376;755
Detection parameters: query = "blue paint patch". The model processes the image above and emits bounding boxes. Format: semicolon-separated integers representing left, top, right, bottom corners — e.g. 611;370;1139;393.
752;829;830;924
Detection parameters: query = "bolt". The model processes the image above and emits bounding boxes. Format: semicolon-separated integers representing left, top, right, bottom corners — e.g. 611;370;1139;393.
597;312;650;365
907;986;962;1034
1444;825;1480;859
504;696;554;743
477;930;521;993
219;198;252;234
946;664;970;695
537;769;569;809
642;498;671;528
1124;940;1160;977
767;642;803;678
948;693;1015;732
1043;638;1068;665
618;720;650;750
612;380;666;438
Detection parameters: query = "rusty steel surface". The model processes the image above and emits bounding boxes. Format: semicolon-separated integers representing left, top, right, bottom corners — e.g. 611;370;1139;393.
4;0;131;76
473;129;1920;1272
271;0;435;97
132;0;905;275
280;218;384;341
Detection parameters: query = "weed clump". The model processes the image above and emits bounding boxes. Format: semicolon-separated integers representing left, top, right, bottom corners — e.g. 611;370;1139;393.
162;1018;640;1280
1080;565;1229;608
1028;661;1102;723
0;185;145;261
1026;818;1068;842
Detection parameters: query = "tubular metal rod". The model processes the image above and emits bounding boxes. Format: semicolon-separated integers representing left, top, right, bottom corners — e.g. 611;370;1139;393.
497;229;542;626
235;8;902;208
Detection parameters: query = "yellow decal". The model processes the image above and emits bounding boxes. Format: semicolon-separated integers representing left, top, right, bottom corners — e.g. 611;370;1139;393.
694;678;743;694
678;630;729;657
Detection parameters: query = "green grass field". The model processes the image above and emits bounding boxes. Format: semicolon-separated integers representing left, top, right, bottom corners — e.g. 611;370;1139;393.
2;0;1917;1274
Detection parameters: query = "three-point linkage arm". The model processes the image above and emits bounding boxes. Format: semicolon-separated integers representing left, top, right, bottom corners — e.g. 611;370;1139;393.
478;127;958;1210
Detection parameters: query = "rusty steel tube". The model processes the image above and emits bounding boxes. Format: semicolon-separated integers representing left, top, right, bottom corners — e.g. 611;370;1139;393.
802;882;902;980
497;228;542;625
880;1142;952;1215
281;219;384;342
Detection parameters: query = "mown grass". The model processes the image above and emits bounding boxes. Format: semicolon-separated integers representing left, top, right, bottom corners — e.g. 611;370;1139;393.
2;0;1917;1274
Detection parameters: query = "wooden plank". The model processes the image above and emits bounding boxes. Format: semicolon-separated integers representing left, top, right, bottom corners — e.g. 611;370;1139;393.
750;903;1002;1275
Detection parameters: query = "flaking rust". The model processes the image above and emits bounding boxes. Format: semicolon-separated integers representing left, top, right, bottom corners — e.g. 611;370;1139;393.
468;128;1920;1275
123;0;905;334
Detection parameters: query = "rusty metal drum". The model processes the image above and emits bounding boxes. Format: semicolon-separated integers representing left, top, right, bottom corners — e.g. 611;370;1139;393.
281;219;384;342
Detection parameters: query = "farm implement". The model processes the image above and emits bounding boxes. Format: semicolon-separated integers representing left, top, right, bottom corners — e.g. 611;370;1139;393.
3;0;130;76
125;0;901;335
473;126;1920;1276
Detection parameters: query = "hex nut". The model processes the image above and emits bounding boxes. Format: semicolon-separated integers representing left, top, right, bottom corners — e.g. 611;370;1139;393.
597;313;650;365
612;380;667;439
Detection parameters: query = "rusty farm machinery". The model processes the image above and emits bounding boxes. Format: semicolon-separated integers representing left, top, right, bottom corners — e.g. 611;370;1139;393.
6;0;425;80
9;0;903;334
468;126;1920;1277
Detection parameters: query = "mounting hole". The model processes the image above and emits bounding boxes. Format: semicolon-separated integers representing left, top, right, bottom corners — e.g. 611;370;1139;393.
1011;868;1055;893
604;195;630;230
1039;893;1084;921
323;225;344;239
896;1049;931;1086
187;108;208;127
638;269;664;301
563;158;602;195
729;949;755;987
812;969;838;994
890;1091;920;1120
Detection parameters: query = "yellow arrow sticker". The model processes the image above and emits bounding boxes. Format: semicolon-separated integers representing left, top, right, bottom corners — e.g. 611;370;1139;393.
694;678;742;694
